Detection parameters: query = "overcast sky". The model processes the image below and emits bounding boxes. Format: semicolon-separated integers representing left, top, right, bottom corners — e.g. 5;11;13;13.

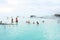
0;0;60;17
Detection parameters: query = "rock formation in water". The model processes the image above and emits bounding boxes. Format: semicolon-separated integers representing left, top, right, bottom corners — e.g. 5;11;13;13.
54;14;60;17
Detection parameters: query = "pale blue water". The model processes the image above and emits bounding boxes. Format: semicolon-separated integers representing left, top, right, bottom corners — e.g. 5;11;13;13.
0;18;60;40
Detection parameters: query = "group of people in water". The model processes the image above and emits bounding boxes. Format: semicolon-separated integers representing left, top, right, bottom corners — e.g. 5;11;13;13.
0;16;45;25
33;21;39;24
11;17;18;23
26;20;39;24
0;16;18;24
26;20;44;24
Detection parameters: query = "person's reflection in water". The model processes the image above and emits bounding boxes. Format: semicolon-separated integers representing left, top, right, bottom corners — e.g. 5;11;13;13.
4;25;6;30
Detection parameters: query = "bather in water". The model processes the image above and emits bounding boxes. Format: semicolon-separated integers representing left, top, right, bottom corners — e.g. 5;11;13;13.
26;20;30;24
16;17;18;23
33;22;35;24
11;17;14;23
36;21;39;24
42;20;44;23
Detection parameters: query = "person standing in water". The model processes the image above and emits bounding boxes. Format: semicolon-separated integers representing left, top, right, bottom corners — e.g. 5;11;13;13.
26;20;30;24
11;17;14;23
16;16;18;23
42;20;44;23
